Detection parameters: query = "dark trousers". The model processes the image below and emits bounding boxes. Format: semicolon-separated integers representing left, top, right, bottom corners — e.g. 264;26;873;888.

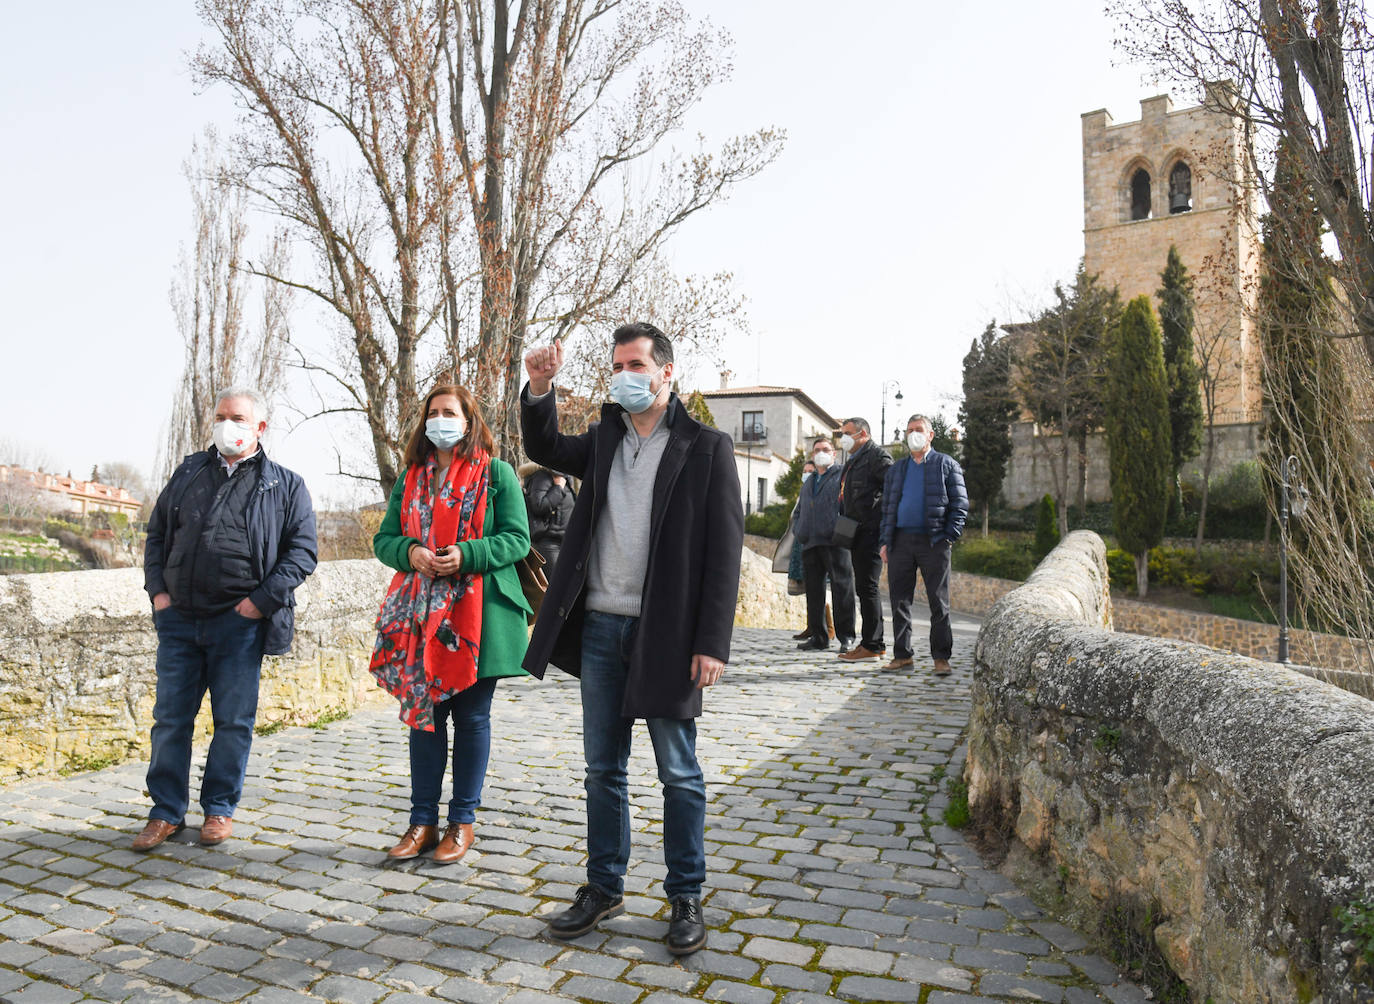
580;612;705;899
147;607;266;823
802;545;855;645
408;676;499;826
849;525;885;652
888;530;953;661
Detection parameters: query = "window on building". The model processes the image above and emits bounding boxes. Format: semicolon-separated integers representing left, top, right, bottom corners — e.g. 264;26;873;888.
1169;161;1192;214
757;477;767;513
796;415;802;448
1130;168;1152;221
742;410;765;442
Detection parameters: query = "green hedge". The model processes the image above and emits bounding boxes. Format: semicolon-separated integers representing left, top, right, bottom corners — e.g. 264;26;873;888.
951;536;1035;581
744;502;790;540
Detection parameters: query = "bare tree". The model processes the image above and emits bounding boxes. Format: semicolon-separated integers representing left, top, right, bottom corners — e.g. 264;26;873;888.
1190;314;1244;551
1110;0;1374;367
164;129;290;475
1015;264;1121;536
0;471;62;528
0;439;55;473
195;0;782;492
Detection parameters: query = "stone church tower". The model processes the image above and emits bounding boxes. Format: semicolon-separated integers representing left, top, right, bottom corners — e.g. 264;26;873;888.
1082;85;1262;423
1001;86;1263;506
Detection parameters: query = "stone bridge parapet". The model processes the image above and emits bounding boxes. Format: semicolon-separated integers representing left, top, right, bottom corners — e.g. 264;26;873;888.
968;530;1374;1002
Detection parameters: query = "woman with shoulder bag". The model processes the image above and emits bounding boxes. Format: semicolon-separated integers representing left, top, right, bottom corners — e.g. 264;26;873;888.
370;382;532;864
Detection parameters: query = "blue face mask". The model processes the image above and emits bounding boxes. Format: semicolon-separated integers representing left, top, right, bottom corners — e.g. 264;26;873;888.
425;416;465;449
610;366;663;414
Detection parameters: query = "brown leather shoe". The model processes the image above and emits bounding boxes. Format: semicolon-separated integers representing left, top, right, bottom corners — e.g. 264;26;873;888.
432;823;475;864
387;824;439;860
881;657;914;672
933;659;953;676
838;645;882;661
131;819;184;852
200;815;233;846
791;629;811;640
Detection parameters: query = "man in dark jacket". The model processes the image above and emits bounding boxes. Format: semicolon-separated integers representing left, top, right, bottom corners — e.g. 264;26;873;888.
794;437;856;651
837;417;893;661
521;322;743;957
135;388;317;851
523;466;574;574
880;414;968;675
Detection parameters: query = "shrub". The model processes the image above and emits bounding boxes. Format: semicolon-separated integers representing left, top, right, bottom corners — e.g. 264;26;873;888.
744;502;790;540
1033;494;1060;562
952;536;1035;581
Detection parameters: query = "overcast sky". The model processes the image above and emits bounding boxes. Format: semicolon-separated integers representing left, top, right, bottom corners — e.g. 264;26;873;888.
0;2;1168;505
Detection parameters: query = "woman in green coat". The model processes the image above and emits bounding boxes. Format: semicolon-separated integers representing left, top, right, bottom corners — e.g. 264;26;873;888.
370;382;531;865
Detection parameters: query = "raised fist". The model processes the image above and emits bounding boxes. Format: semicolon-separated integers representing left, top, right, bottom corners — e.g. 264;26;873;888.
524;339;564;396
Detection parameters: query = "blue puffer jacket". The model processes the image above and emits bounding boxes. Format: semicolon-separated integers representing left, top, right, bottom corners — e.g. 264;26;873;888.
880;451;969;549
145;448;318;656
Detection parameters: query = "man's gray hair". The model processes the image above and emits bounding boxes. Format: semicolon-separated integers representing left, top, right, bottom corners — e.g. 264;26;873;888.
907;413;932;428
216;387;270;425
845;417;871;436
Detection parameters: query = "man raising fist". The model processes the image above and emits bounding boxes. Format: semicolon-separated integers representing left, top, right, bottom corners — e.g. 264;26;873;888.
519;324;743;958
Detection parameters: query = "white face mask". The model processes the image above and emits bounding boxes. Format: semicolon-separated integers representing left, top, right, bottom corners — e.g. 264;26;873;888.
213;420;256;457
838;433;856;452
801;471;813;483
907;431;928;452
812;451;834;469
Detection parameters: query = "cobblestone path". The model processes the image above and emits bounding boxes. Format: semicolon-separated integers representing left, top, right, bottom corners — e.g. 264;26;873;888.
0;621;1151;1003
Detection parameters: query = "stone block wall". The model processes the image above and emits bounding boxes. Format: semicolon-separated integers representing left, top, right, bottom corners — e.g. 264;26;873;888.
0;561;395;784
1;549;803;782
968;531;1374;1002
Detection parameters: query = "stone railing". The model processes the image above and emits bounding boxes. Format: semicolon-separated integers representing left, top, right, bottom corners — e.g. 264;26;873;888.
1;550;801;782
967;531;1374;1003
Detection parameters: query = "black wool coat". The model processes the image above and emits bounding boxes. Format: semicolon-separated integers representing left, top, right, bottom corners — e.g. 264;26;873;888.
520;386;744;719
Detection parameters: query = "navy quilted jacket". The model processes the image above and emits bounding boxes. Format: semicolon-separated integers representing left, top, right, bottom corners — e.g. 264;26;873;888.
879;451;969;549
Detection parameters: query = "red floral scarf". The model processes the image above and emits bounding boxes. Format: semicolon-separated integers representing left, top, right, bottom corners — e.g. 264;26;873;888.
369;450;490;730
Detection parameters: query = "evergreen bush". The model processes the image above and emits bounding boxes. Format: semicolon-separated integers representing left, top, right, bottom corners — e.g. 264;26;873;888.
1033;494;1060;562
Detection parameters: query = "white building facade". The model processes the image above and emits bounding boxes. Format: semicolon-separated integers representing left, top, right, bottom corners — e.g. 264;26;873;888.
699;385;840;514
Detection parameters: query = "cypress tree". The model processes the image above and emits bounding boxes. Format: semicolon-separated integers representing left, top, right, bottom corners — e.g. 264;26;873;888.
1105;295;1172;597
1157;246;1204;518
1033;494;1060;563
959;322;1017;536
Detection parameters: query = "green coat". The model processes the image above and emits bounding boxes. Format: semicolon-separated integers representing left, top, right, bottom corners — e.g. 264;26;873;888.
373;457;532;681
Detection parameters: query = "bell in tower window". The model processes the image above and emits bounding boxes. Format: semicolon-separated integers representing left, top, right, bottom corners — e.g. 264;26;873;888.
1169;161;1192;213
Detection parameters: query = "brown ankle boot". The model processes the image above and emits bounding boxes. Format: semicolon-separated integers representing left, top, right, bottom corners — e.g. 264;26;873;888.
386;824;439;860
432;823;475;864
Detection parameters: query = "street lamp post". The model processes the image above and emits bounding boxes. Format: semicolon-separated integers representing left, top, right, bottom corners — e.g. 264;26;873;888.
1277;454;1308;665
881;380;904;446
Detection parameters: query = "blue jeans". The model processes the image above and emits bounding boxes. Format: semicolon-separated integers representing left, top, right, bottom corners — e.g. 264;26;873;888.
408;677;499;826
147;606;267;823
580;611;706;900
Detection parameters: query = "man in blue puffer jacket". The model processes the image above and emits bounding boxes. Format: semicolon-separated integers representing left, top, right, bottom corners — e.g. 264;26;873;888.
879;414;968;675
136;387;317;852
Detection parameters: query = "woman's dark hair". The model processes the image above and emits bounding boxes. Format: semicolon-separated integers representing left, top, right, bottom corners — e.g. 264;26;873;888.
402;383;495;468
612;321;674;366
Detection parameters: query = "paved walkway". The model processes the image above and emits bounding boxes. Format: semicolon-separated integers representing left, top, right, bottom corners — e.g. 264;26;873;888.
0;621;1150;1003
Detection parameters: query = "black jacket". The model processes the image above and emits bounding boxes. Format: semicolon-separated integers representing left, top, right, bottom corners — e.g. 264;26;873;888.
839;438;893;530
520;387;744;719
524;469;574;546
144;448;318;655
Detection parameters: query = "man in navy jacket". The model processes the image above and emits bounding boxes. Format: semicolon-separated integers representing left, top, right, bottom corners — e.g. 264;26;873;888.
880;414;968;675
136;388;317;851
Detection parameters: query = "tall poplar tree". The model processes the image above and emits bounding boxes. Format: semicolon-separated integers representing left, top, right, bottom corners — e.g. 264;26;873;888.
1105;296;1171;598
959;322;1016;537
1157;245;1203;518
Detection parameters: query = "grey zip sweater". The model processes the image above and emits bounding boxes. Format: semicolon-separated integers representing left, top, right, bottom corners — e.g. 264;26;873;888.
584;410;671;617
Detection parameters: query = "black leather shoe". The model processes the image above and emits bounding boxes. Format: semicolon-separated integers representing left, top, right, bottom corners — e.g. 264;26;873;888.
796;639;827;651
547;884;624;939
836;638;855;654
665;895;707;955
